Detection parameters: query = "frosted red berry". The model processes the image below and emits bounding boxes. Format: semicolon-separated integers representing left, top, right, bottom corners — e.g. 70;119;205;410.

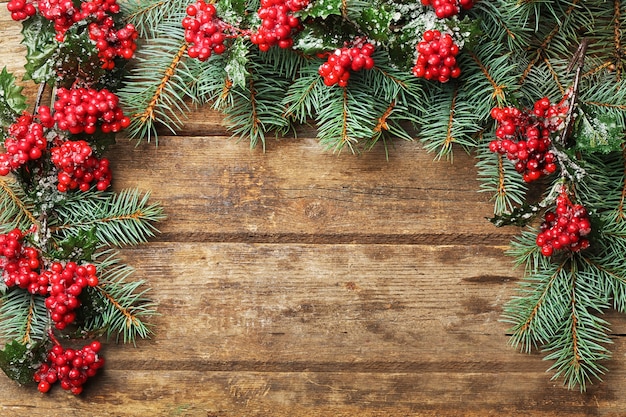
250;0;310;51
536;189;591;256
488;96;569;183
51;140;112;192
412;30;461;83
35;340;105;394
0;228;47;295
0;112;53;175
318;41;375;87
88;18;138;69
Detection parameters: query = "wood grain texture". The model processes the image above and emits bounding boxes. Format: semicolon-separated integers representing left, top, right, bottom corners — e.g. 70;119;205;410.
2;8;626;417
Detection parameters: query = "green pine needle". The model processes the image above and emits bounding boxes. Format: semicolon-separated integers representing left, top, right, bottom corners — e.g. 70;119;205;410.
50;189;165;247
82;250;157;344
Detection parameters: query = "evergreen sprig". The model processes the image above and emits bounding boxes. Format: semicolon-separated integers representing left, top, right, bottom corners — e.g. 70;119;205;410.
80;251;156;344
51;189;165;247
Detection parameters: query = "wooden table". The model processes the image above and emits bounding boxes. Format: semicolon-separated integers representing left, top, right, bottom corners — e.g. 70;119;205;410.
2;6;626;416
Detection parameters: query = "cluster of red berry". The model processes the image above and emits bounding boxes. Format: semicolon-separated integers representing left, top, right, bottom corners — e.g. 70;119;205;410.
420;0;474;18
79;0;121;19
36;0;77;41
0;228;45;295
0;112;53;176
318;42;376;87
5;0;36;20
44;261;99;330
49;87;130;135
7;0;137;67
34;340;105;394
0;104;117;193
250;0;310;51
536;189;591;257
51;140;112;192
412;30;461;83
183;1;229;61
488;97;568;182
88;18;138;70
0;229;100;328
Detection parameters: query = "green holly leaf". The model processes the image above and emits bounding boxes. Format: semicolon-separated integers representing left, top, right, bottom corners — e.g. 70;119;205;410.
55;23;104;88
294;21;355;54
216;0;248;24
49;228;100;262
301;0;343;19
489;202;543;227
0;339;48;385
224;37;250;90
574;112;624;154
0;67;27;128
21;15;57;83
359;6;393;42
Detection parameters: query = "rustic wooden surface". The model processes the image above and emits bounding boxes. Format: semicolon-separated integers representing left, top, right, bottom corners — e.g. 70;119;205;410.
2;8;626;417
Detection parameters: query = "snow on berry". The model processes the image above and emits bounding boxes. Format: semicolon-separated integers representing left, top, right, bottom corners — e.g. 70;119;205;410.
50;140;112;192
412;29;461;83
0;112;52;176
34;339;105;394
183;0;230;61
250;0;310;51
536;189;591;257
88;17;138;69
488;96;570;183
318;42;376;87
0;228;46;295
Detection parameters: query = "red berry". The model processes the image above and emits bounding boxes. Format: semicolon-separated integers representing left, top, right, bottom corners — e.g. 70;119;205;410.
412;31;461;83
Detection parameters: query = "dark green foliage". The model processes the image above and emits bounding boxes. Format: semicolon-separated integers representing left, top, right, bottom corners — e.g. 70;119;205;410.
0;68;27;131
20;15;57;83
0;340;48;386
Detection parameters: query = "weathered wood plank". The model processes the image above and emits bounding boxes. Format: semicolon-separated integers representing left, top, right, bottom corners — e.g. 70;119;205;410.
3;243;626;415
108;134;519;244
3;368;626;417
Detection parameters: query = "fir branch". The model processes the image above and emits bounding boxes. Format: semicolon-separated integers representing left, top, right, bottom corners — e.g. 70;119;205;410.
222;55;293;149
182;54;231;107
473;0;533;50
283;62;326;124
0;290;48;344
419;83;481;159
315;83;377;153
138;41;189;126
617;144;626;220
467;50;508;102
517;0;581;85
503;256;571;353
0;177;38;233
476;143;528;216
119;35;191;143
542;259;612;391
123;0;182;38
48;189;165;247
84;251;156;344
